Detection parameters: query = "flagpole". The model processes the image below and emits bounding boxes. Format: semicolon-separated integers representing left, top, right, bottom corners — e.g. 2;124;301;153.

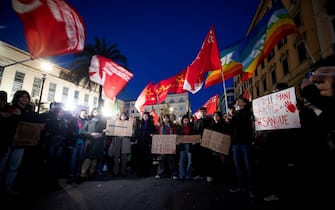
302;39;316;64
220;71;229;113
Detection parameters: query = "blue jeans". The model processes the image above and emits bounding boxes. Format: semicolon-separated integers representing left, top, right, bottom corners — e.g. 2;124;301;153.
4;148;25;192
178;144;192;179
69;143;85;177
231;144;253;190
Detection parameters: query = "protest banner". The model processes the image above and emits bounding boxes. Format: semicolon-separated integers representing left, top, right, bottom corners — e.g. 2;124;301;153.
151;134;177;154
252;87;301;131
12;121;42;146
201;129;231;155
176;135;201;144
105;119;134;137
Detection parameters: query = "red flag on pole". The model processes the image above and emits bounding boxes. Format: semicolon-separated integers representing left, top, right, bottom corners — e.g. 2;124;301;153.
89;55;133;100
183;26;222;94
168;69;188;94
135;82;157;113
154;79;171;104
193;94;219;120
12;0;86;58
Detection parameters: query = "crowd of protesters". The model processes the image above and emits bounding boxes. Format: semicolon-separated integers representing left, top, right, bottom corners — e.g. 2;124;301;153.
0;55;334;208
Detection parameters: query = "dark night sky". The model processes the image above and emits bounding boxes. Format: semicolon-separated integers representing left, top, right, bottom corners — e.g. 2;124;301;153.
0;0;260;111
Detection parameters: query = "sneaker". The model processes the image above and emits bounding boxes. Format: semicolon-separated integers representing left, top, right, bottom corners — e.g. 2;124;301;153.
263;194;280;202
155;175;160;179
206;176;213;182
172;176;178;180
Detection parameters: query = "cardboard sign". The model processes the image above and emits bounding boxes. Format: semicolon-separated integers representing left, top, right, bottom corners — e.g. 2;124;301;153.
12;121;42;146
105;119;134;137
201;129;231;155
151;134;177;154
176;135;201;144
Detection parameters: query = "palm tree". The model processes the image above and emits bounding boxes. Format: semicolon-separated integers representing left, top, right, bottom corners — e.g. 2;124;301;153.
66;37;128;109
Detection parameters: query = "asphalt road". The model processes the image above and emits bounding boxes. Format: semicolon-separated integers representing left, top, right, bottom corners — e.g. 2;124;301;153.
3;173;287;210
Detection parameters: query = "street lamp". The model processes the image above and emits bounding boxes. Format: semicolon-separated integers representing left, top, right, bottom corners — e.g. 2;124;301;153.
37;61;52;113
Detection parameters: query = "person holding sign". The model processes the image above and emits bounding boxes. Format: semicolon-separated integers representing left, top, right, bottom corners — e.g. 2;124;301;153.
134;112;157;177
111;112;132;177
229;97;255;198
2;90;41;195
155;114;178;180
176;114;195;180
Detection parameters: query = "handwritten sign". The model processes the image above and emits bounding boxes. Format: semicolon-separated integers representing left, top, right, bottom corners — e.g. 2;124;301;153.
201;129;231;155
12;121;42;146
176;135;201;144
151;134;177;154
252;87;301;131
105;119;134;137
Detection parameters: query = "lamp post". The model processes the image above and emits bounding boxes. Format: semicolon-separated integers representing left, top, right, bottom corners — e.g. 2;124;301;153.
37;61;52;113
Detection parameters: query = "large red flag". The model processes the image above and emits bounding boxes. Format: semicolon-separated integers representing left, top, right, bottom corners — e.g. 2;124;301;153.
12;0;86;58
89;55;133;100
183;26;222;94
154;69;188;104
154;79;171;104
193;94;219;120
168;69;187;94
135;82;157;113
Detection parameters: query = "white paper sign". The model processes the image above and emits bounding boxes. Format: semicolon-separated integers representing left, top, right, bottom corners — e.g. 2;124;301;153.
252;87;301;131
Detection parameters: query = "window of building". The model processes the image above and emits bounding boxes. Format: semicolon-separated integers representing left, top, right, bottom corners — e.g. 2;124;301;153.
267;49;275;61
84;94;89;106
277;37;287;50
47;83;56;102
262;76;267;92
178;97;184;102
294;12;302;27
31;77;42;98
62;87;69;103
261;61;265;69
297;43;307;63
169;99;175;103
93;96;98;107
256;85;260;96
282;58;289;75
74;90;79;104
271;70;277;85
0;67;4;85
11;71;25;96
179;106;184;111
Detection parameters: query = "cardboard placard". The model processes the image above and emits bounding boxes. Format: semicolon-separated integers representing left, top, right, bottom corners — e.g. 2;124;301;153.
151;134;177;154
201;129;231;155
12;121;42;146
105;119;134;137
176;135;201;144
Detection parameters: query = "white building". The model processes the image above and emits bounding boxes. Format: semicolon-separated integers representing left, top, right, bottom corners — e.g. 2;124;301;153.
124;92;190;124
0;41;100;114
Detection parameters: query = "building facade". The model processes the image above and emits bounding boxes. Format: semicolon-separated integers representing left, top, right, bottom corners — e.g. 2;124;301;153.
0;41;100;114
124;92;190;124
234;0;335;99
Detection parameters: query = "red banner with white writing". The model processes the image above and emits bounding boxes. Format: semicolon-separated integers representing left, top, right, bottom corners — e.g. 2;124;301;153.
12;0;86;58
89;55;133;100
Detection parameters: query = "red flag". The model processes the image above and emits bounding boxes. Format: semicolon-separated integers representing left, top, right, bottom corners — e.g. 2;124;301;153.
89;55;133;100
168;69;188;94
12;0;86;58
154;79;171;104
183;26;222;94
134;82;157;113
193;94;219;119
